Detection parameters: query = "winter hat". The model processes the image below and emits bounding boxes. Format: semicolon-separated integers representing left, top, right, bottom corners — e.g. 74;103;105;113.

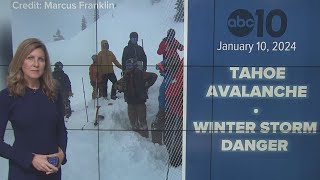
167;28;175;38
54;61;63;69
126;58;138;70
91;55;97;60
130;32;138;39
101;40;108;44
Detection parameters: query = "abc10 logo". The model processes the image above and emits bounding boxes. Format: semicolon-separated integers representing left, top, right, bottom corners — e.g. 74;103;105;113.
227;9;287;37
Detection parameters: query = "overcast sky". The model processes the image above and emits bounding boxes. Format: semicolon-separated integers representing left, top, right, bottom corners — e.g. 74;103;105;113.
10;0;120;48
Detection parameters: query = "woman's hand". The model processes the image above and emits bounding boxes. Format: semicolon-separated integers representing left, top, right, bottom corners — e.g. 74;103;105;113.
31;154;59;174
48;147;65;167
56;147;65;167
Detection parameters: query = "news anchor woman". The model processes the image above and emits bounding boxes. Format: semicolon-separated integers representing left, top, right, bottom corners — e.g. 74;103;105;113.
0;38;68;179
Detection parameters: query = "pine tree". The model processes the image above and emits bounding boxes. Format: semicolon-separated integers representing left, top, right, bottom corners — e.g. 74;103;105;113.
81;15;87;30
53;29;64;41
174;0;184;22
94;9;99;22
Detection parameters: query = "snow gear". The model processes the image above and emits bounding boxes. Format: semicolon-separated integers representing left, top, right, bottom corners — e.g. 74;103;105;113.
94;105;101;126
54;61;63;69
115;66;157;138
167;28;176;40
151;108;165;144
156;61;166;76
157;28;184;68
97;40;122;98
151;60;168;144
130;32;138;39
121;67;157;104
122;32;147;71
157;60;167;109
164;59;183;167
82;77;89;123
130;32;139;45
128;103;148;138
103;73;118;99
125;58;138;70
52;61;73;118
89;55;104;99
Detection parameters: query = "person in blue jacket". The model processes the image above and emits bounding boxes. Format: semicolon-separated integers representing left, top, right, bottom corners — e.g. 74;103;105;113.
0;38;68;180
151;60;168;144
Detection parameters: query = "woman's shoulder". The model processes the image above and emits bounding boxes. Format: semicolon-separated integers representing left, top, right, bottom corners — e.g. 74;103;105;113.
0;88;10;97
0;88;13;104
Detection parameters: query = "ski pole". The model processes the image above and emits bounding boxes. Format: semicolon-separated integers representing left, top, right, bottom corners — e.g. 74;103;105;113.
82;77;89;123
142;39;144;49
94;75;98;108
166;159;170;180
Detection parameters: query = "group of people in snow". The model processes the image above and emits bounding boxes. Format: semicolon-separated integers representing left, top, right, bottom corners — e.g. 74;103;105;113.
91;29;184;167
56;29;184;167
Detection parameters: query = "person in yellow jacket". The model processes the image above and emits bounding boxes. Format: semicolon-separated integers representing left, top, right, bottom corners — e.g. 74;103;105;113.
97;40;122;99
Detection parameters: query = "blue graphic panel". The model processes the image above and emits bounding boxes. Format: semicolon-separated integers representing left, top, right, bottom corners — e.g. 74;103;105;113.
186;67;213;130
186;0;320;180
187;0;214;66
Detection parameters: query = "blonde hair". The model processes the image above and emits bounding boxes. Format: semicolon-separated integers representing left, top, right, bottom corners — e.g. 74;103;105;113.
7;38;58;100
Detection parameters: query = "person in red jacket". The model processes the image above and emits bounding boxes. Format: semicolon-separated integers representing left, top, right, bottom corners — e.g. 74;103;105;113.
157;28;184;67
164;59;183;167
166;59;183;118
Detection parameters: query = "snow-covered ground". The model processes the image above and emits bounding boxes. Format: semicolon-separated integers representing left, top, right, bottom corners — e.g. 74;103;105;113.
0;0;184;179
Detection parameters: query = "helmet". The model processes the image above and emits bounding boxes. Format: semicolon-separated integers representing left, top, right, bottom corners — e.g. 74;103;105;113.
126;58;138;71
54;61;63;69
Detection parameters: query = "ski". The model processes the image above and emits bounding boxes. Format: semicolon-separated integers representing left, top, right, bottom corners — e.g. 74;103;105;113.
81;77;89;123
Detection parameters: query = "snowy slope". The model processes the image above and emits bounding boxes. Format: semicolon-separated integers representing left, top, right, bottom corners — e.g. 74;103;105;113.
1;0;184;179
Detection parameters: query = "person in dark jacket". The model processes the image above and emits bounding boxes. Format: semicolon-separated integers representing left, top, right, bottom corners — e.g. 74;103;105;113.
52;61;73;118
122;32;147;71
0;38;67;179
114;59;157;138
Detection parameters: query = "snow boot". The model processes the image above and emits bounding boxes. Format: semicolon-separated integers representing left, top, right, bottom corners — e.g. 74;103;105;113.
138;125;149;138
151;109;165;144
